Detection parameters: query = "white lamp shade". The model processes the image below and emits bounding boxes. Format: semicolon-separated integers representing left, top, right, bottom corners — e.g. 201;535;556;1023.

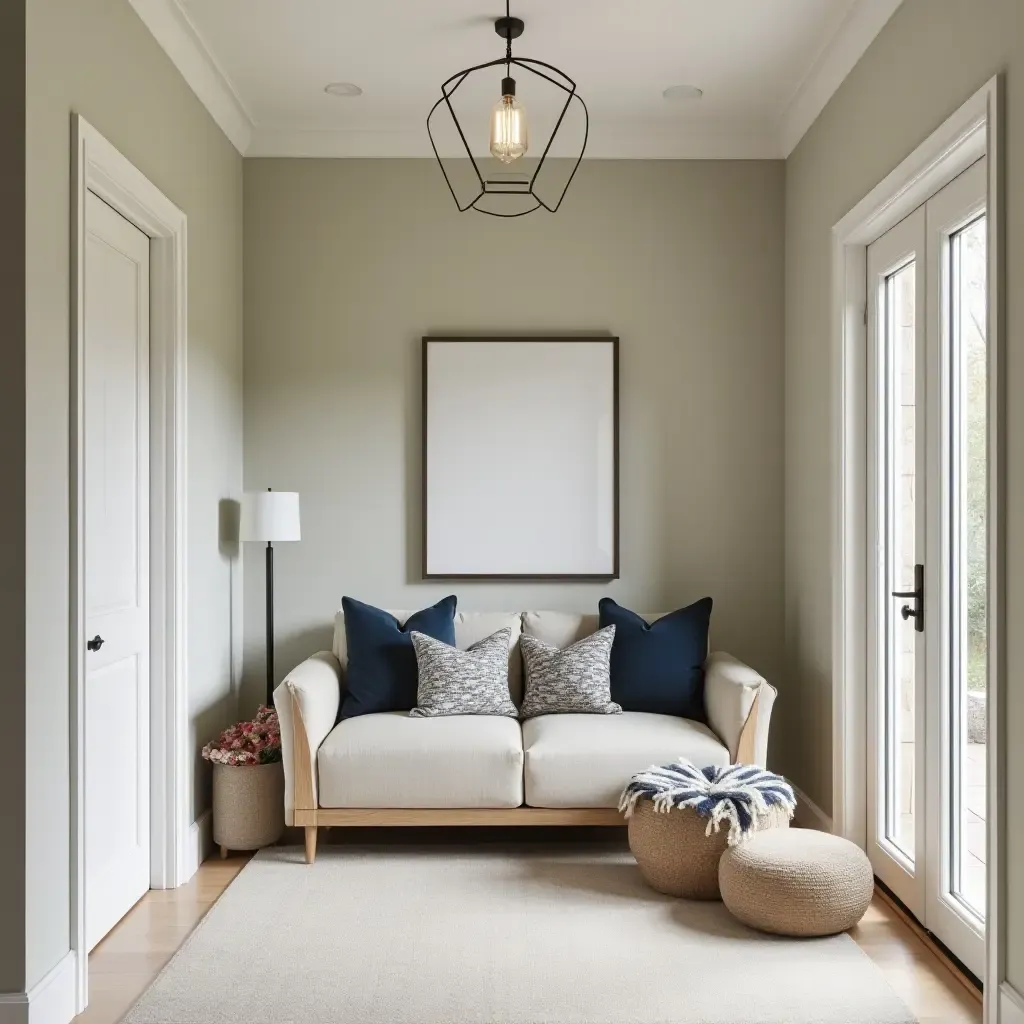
240;491;301;543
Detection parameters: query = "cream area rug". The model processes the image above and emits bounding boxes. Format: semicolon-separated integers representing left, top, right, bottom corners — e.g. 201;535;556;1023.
124;841;915;1024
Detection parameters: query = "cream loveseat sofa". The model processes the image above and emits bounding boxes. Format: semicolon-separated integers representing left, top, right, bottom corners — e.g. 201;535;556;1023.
275;610;777;863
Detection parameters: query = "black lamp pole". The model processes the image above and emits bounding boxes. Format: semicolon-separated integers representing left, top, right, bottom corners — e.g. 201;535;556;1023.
265;531;275;707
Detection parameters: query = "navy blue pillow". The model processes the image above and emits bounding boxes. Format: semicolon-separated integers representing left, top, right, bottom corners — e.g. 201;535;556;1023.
340;596;457;719
598;597;712;721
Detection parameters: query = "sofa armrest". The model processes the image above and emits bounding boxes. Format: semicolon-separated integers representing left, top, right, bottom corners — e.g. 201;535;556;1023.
703;652;777;767
273;652;341;826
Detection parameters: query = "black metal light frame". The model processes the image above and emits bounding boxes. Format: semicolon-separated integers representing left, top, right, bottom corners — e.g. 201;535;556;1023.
426;3;589;217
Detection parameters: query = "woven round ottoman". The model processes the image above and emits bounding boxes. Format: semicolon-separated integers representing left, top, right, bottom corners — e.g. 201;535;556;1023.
719;828;873;936
628;799;790;899
621;761;796;900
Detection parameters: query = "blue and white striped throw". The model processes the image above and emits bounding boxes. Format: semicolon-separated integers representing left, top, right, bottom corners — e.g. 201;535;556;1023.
619;761;797;846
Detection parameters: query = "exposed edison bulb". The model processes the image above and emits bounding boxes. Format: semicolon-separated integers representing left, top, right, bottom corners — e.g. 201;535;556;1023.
489;77;528;164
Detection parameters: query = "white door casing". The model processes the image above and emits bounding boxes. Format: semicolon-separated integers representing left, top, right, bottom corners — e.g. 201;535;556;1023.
72;115;189;1013
83;192;152;951
830;77;1004;1020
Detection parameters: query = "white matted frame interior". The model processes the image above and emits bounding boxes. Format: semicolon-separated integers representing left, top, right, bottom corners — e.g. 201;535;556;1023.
71;114;189;1013
422;337;618;579
830;79;1004;1017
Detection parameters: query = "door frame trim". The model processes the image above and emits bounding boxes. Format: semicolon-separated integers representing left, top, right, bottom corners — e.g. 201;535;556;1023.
830;77;1004;1018
70;115;189;1013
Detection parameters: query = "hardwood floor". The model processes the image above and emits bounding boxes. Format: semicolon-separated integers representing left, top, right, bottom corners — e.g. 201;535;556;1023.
74;856;249;1024
76;853;981;1024
851;895;981;1024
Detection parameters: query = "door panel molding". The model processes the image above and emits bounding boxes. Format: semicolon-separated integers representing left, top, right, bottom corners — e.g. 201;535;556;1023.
71;115;189;1015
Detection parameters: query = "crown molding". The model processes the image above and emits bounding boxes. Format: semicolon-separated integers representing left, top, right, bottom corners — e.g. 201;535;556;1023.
247;122;783;160
129;0;902;161
128;0;254;154
778;0;904;156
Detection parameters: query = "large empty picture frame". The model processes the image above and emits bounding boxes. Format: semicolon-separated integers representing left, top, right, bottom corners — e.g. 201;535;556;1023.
423;337;619;579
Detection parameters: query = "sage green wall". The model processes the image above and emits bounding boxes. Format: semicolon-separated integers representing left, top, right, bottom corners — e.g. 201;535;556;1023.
242;159;786;729
0;0;26;998
19;0;244;993
783;0;1023;988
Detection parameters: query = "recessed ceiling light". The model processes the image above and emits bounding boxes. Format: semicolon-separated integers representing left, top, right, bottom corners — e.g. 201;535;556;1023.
324;82;363;97
662;84;703;101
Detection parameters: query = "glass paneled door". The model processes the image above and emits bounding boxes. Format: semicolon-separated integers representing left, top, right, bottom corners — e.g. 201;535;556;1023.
866;159;987;979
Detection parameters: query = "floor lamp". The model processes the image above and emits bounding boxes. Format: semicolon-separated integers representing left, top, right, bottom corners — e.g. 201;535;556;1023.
241;489;301;706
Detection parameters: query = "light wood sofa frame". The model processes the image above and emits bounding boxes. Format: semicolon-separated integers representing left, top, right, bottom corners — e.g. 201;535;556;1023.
287;663;772;864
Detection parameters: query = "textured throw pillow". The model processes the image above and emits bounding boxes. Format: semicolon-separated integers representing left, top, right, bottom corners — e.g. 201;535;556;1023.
409;627;517;718
598;596;712;721
339;595;457;719
519;626;620;719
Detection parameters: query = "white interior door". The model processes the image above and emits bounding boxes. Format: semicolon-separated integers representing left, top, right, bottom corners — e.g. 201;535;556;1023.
866;160;987;978
83;190;151;951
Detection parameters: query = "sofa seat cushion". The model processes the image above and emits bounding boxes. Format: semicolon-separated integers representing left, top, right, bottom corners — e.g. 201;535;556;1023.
317;712;524;808
522;712;729;809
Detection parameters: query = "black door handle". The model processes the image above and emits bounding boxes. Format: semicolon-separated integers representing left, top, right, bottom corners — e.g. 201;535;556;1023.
87;635;105;652
891;563;924;633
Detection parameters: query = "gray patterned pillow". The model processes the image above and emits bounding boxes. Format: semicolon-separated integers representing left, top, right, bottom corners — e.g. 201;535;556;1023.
519;626;621;719
410;627;517;718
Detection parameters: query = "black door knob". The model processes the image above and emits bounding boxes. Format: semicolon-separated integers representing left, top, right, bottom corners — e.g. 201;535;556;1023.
87;635;105;652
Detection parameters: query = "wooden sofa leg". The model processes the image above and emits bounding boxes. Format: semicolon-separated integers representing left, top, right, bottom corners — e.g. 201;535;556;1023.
304;826;318;864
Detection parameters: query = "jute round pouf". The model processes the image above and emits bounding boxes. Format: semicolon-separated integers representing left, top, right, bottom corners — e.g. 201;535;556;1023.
212;761;285;857
628;801;790;900
719;828;873;936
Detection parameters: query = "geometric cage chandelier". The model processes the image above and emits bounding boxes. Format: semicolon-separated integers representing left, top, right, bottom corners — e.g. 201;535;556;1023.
426;1;589;217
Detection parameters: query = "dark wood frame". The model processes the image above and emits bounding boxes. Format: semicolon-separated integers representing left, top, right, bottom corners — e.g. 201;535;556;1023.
421;336;620;581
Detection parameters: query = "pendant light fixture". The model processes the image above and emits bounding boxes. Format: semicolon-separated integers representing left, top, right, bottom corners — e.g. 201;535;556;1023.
427;2;588;217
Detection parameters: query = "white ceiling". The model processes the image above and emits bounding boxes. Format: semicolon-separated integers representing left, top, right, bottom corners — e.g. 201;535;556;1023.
130;0;903;158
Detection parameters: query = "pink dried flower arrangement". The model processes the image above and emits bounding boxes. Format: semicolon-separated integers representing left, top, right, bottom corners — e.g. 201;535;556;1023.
202;706;282;766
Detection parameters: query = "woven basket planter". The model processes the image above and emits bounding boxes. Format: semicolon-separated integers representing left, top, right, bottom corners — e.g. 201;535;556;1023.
628;800;790;899
212;761;284;856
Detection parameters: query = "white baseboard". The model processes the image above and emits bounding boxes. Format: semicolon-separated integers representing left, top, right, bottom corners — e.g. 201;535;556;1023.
184;808;213;881
0;952;77;1024
791;784;834;833
1001;983;1024;1024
